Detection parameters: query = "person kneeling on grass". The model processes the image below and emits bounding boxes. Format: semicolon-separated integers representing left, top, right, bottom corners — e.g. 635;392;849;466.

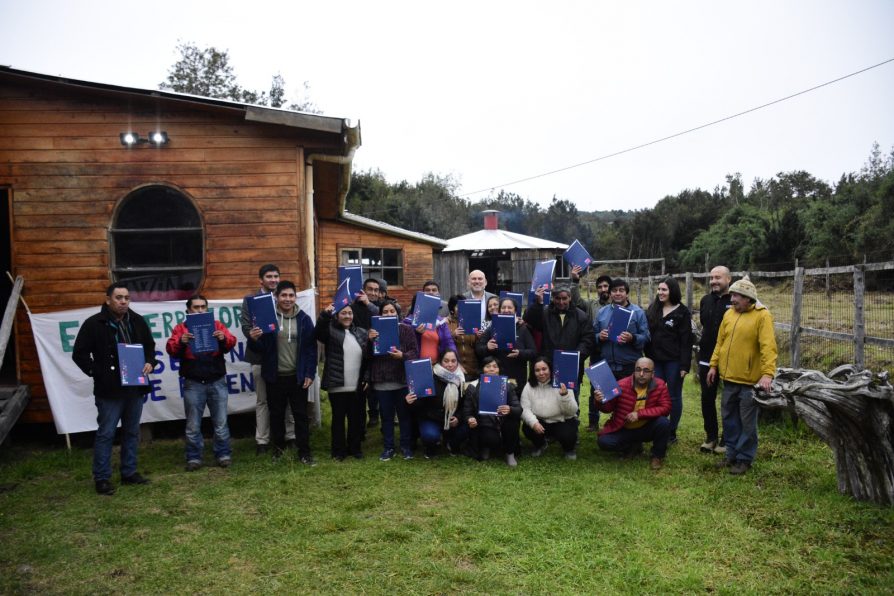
595;357;671;470
405;348;468;460
463;356;522;468
520;357;579;460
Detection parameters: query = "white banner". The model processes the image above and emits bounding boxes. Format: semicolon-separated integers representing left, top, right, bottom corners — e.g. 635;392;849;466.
29;293;319;435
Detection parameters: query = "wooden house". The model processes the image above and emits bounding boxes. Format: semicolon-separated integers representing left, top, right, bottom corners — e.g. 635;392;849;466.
0;66;444;427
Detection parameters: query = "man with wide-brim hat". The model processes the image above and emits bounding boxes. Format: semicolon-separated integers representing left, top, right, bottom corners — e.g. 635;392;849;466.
706;276;777;476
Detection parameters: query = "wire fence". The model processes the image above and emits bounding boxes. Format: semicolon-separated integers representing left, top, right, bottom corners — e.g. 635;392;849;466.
575;260;894;374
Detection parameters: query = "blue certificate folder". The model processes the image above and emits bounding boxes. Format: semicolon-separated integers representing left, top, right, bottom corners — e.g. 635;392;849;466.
411;292;440;330
552;350;580;389
585;359;621;401
405;358;435;397
117;343;148;386
563;239;594;271
478;374;509;415
338;265;363;297
250;293;279;334
334;278;352;312
607;305;633;343
498;291;524;312
492;314;516;350
531;260;556;291
458;300;482;333
371;316;399;355
527;289;550;307
185;311;216;354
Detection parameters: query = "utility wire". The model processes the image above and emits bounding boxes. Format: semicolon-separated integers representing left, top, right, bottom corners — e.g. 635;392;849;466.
459;57;894;198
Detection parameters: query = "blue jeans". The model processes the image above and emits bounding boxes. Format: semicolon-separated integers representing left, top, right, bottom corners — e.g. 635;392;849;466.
93;393;144;481
653;360;683;439
183;377;231;463
597;417;671;459
374;387;412;451
721;382;759;464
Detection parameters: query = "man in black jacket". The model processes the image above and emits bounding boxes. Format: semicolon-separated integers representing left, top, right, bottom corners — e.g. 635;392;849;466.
697;266;732;454
523;285;595;404
72;284;157;495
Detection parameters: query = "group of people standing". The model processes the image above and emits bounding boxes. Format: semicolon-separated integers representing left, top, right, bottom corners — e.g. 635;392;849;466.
72;261;777;495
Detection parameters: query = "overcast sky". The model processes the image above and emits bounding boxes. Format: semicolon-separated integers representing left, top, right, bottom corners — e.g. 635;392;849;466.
1;0;892;211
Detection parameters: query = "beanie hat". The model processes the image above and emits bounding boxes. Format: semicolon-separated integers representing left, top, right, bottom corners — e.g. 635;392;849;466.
729;277;758;302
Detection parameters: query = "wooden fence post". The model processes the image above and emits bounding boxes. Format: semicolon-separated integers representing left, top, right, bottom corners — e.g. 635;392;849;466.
854;265;865;369
685;272;694;312
791;266;804;368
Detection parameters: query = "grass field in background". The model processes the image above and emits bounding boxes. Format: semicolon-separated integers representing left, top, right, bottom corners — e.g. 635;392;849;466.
1;380;893;594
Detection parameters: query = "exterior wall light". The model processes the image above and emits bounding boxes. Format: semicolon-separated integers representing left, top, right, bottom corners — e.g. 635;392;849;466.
119;131;170;147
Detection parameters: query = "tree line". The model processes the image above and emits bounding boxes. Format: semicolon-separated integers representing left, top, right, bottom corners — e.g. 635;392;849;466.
346;143;894;271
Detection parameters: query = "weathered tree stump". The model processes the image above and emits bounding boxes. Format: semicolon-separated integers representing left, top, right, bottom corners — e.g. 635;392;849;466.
754;365;894;506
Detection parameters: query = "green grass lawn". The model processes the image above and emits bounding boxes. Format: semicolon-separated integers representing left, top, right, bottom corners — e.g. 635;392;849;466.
2;380;893;594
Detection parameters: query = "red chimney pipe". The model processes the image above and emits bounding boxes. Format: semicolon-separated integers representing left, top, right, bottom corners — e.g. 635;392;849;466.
482;210;499;230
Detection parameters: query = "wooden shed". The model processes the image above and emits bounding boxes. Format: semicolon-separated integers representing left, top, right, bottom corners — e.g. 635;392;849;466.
435;210;569;297
0;66;442;428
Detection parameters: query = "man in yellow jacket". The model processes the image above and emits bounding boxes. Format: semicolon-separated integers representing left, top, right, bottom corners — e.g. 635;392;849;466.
706;277;777;475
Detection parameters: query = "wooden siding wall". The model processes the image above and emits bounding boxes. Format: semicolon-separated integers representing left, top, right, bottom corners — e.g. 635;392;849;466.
317;219;436;313
0;78;342;423
433;252;469;298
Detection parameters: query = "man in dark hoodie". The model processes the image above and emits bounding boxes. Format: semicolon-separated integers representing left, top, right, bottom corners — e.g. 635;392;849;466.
73;284;157;495
248;281;318;465
697;266;732;455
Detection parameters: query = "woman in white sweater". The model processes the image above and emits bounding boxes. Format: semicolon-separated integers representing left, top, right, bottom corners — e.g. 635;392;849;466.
520;356;579;460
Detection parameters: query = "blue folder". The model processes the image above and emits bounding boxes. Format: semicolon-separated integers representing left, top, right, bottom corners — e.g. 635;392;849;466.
563;239;594;271
492;314;517;350
458;300;482;333
498;291;524;312
531;260;556;291
607;305;633;343
552;349;580;390
250;293;279;334
411;292;440;330
371;316;400;355
478;374;509;415
585;359;621;401
405;358;435;397
334;278;353;313
117;343;149;386
186;311;216;354
527;288;550;307
338;265;363;298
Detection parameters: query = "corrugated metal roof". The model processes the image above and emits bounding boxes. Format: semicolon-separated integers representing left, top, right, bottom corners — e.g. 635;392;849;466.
339;211;448;247
442;229;568;252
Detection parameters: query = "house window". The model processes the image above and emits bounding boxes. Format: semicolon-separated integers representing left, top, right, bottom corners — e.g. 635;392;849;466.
341;247;404;287
110;185;204;300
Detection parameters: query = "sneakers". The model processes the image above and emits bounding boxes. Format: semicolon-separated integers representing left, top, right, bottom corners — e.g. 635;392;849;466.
256;443;269;456
379;449;396;462
95;479;115;495
401;449;414;460
714;445;727;455
729;461;751;475
185;461;202;472
650;457;663;470
121;473;149;485
530;446;547;458
505;453;518;468
216;458;232;468
700;440;716;453
714;459;733;469
564;450;577;461
299;454;317;467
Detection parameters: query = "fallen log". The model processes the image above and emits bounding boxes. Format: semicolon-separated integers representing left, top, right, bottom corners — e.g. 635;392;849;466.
754;365;894;506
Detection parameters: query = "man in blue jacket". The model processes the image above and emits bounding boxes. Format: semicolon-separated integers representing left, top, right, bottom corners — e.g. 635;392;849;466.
593;278;650;380
247;281;317;465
